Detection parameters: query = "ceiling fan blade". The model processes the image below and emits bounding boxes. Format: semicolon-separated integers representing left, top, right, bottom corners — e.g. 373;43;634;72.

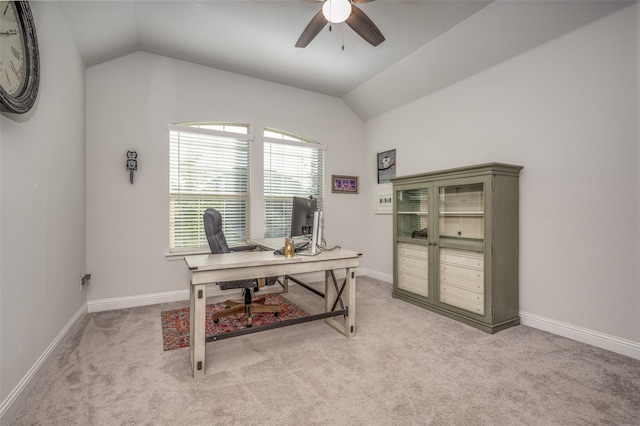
346;5;385;46
295;10;328;48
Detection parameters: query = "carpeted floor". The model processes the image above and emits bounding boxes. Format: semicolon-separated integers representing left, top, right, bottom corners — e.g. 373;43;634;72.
10;277;640;425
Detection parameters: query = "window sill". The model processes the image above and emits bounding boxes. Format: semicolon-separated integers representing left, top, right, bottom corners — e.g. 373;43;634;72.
166;249;209;261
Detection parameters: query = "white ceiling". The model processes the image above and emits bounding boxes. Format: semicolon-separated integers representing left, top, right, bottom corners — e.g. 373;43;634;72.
57;1;633;120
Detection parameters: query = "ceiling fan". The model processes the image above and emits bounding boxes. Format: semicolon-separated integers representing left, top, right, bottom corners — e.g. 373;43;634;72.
295;0;385;48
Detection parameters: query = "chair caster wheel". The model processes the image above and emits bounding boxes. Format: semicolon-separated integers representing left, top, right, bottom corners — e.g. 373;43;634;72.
274;312;279;317
213;318;219;324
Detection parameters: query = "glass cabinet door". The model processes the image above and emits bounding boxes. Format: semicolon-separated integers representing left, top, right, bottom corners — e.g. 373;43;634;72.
437;182;485;315
438;183;484;242
395;187;430;298
396;187;429;240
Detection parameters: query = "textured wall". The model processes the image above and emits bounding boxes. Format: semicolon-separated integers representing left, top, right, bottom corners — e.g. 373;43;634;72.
0;2;87;421
363;4;640;343
85;52;365;303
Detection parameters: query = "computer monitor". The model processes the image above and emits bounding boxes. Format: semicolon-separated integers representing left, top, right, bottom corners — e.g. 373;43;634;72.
290;196;317;238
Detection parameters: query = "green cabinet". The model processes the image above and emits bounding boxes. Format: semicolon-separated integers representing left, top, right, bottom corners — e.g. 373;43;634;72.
392;163;523;333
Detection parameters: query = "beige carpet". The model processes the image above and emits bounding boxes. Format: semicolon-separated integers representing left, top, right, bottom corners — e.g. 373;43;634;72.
10;277;640;425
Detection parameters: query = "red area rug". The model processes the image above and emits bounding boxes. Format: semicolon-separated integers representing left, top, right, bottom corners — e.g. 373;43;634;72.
161;294;309;351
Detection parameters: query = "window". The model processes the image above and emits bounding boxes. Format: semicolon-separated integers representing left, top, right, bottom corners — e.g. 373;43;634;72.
169;123;251;252
263;129;325;238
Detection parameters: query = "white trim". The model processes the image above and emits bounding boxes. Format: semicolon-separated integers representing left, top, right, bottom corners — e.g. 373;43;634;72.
165;249;209;261
0;303;88;426
262;136;326;150
362;268;392;284
166;124;253;140
88;290;189;313
519;311;640;361
87;269;369;313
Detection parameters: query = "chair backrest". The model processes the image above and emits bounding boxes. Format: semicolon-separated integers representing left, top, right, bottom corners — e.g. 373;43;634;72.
203;208;259;290
203;208;230;254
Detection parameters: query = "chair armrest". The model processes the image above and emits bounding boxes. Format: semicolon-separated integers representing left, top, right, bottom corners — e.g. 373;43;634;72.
229;244;257;252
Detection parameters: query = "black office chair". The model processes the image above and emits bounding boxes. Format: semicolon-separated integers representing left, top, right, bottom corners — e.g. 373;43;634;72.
203;208;281;327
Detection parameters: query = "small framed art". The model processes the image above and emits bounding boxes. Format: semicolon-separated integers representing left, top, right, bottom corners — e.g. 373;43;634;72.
374;183;393;214
331;175;359;194
377;149;396;183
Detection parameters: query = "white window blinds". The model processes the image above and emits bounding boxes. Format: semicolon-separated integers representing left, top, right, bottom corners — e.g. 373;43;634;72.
263;130;325;238
169;124;252;252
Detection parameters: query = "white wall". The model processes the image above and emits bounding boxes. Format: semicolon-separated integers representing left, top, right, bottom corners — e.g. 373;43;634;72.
363;5;640;344
0;3;87;423
85;52;365;305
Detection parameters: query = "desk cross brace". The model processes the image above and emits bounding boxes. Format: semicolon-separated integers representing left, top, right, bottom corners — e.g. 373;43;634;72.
286;271;347;313
205;308;349;342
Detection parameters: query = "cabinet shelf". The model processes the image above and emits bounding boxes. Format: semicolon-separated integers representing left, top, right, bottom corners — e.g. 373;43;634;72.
440;236;484;244
440;211;483;217
397;236;430;245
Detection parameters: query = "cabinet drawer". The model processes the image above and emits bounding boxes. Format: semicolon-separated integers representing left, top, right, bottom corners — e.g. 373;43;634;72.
398;243;428;259
398;273;428;297
439;290;484;315
440;248;483;269
441;284;483;304
440;270;483;293
440;263;483;285
399;262;428;279
399;254;427;269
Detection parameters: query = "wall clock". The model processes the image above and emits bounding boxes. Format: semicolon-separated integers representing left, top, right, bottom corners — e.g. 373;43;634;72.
0;1;39;114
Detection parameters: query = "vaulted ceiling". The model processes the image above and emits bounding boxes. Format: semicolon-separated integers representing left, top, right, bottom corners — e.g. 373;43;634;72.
58;1;632;120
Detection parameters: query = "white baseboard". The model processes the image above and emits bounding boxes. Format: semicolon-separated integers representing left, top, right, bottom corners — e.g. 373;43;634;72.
520;311;640;361
87;270;369;313
0;303;88;426
362;268;392;284
88;289;189;313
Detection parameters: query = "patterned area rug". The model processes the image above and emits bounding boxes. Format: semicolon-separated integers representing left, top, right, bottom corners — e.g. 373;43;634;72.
161;294;309;351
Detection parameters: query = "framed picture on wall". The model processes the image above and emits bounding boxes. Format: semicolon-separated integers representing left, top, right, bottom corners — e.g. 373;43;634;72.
377;149;396;183
331;175;359;194
374;183;393;214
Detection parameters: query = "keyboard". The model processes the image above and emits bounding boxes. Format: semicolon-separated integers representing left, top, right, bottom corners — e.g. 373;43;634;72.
274;241;308;255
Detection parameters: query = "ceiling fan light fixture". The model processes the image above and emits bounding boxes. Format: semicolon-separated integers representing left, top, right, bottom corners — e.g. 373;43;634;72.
322;0;352;24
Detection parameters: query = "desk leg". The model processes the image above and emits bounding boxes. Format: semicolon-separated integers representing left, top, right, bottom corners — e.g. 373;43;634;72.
190;282;206;378
325;267;356;338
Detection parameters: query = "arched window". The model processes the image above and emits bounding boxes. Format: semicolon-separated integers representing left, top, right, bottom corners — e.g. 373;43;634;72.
263;128;325;238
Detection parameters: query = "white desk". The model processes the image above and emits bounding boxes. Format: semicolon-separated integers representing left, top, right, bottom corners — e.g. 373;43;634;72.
185;245;360;378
